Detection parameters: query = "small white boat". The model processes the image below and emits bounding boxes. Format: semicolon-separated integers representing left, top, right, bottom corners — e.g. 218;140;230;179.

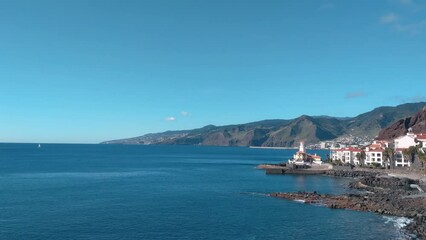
38;144;41;148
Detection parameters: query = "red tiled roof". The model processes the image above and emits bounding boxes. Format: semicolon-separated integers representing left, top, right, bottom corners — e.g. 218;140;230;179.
367;150;383;153
347;147;362;152
333;147;362;152
369;144;382;148
416;133;426;140
366;143;386;151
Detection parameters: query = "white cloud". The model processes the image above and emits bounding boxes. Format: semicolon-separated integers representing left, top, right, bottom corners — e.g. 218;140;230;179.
393;0;423;12
180;111;189;117
345;91;366;99
164;117;176;121
380;13;399;24
391;95;426;103
318;3;335;11
411;95;426;102
394;20;426;34
379;11;426;35
396;0;413;5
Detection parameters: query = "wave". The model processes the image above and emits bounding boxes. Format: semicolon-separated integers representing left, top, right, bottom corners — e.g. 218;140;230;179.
383;216;412;229
383;216;416;239
240;192;268;197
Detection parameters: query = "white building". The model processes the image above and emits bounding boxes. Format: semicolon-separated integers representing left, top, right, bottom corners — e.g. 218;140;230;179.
364;142;384;166
394;130;417;149
394;149;410;167
393;131;426;167
416;133;426;153
289;141;322;165
332;147;362;165
332;131;426;168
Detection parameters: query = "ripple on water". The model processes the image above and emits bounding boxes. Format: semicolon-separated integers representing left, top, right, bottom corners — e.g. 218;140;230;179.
3;171;168;179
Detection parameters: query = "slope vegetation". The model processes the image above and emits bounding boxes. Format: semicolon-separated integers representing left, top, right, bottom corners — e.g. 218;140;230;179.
103;102;426;147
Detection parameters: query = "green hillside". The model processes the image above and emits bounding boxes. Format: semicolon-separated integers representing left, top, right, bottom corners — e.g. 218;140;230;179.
102;102;426;147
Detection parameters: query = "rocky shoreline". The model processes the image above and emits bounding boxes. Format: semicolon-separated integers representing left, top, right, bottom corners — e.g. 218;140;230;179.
270;172;426;239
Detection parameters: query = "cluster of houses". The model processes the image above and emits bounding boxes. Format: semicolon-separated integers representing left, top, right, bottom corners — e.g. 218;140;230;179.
331;129;426;167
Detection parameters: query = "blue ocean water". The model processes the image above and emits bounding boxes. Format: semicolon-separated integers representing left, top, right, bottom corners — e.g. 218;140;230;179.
0;144;407;239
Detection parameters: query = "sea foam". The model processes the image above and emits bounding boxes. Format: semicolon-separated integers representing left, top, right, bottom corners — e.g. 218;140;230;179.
383;216;412;229
383;216;415;239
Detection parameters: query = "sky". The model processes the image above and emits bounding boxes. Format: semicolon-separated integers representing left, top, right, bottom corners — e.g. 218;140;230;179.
1;0;426;143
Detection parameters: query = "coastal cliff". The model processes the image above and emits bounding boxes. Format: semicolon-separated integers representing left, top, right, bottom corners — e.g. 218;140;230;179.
103;102;426;147
377;106;426;140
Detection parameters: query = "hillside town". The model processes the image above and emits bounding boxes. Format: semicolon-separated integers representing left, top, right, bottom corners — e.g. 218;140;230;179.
330;128;426;168
257;105;426;239
308;134;373;150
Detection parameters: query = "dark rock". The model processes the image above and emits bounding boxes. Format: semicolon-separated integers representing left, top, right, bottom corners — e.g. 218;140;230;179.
270;174;426;239
377;105;426;140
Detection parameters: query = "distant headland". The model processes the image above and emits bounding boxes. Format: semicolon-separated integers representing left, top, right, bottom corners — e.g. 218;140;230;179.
102;102;426;148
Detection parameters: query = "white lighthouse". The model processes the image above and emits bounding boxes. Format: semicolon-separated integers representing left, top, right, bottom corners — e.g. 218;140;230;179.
299;141;305;153
289;141;322;165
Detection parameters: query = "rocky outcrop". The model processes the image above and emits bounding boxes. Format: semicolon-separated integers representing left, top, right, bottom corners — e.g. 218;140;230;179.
356;175;418;190
406;214;426;238
325;170;379;178
270;175;426;239
377;105;426;140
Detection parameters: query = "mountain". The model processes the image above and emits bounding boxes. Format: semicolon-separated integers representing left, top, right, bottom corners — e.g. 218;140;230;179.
343;102;426;137
102;102;426;147
376;105;426;140
260;115;345;147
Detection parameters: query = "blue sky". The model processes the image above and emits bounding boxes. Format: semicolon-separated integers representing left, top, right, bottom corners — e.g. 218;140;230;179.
1;0;426;143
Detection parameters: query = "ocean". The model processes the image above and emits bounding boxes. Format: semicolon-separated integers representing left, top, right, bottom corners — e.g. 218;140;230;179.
0;144;409;239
